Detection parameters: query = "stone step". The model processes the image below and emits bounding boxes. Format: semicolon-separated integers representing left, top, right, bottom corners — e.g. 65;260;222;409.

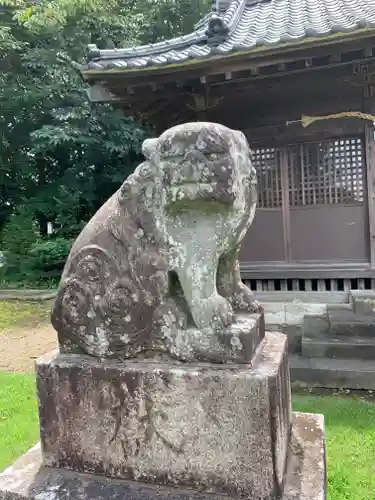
255;291;348;304
264;303;327;329
326;303;353;313
289;354;375;390
350;290;375;317
301;336;375;360
302;315;330;339
328;310;375;338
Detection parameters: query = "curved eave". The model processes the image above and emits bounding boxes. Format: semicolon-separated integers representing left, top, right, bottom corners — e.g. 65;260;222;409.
79;28;375;80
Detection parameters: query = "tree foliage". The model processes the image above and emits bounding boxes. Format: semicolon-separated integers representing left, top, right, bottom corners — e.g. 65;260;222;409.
0;0;209;284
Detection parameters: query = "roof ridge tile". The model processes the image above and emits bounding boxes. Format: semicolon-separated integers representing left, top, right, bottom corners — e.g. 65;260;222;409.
83;0;375;71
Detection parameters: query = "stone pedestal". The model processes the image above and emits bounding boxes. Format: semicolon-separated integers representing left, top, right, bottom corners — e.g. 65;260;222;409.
0;412;326;500
36;332;291;499
0;330;327;500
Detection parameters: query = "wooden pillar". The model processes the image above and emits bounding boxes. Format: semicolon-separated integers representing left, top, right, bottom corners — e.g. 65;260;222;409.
280;147;292;263
364;94;375;268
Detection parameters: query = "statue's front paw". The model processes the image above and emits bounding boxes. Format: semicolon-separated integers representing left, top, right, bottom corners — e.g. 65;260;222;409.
234;284;264;314
248;299;264;314
192;294;234;331
159;299;188;330
211;295;234;329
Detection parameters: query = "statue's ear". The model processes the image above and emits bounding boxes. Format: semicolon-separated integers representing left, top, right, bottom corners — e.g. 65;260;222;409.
142;138;158;160
236;130;249;148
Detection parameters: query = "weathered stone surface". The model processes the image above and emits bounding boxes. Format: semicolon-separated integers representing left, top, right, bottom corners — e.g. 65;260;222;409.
289;354;375;390
302;315;330;340
351;290;375;316
37;332;291;499
325;303;352;313
263;302;286;329
267;325;302;355
283;412;326;500
281;325;302;355
254;291;347;304
51;122;262;362
206;312;265;363
0;413;325;500
285;304;326;326
328;310;375;338
301;336;375;360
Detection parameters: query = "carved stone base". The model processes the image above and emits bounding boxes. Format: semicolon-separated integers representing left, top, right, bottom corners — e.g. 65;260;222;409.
36;332;291;500
58;312;265;364
167;312;265;363
0;413;326;500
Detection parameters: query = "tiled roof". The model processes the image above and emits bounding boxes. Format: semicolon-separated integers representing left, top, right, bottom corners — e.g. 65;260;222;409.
82;0;375;72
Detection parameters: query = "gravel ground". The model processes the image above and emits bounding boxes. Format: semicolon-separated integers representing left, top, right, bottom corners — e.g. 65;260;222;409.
0;322;57;372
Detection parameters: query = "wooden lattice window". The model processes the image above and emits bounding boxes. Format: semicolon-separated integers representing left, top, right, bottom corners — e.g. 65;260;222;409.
252;147;282;208
287;138;365;207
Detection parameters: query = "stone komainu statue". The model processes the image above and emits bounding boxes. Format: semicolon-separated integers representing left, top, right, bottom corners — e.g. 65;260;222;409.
52;122;261;361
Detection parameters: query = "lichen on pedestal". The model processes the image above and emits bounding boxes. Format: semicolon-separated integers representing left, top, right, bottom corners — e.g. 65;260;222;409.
36;332;292;500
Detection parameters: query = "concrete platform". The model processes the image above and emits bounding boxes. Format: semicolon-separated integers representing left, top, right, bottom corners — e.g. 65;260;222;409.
351;290;375;316
302;336;375;360
328;311;375;338
0;412;325;500
290;354;375;390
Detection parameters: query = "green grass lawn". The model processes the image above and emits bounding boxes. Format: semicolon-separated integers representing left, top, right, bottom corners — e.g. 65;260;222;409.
0;373;374;500
0;300;52;331
0;372;39;470
293;392;375;500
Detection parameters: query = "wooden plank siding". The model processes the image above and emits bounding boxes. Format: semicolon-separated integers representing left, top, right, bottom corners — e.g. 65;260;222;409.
240;100;371;280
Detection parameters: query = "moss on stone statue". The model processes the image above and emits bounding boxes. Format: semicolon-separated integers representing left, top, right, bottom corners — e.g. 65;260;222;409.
165;199;229;216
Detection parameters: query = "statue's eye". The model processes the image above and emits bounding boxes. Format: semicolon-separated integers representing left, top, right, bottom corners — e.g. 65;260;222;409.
160;141;172;154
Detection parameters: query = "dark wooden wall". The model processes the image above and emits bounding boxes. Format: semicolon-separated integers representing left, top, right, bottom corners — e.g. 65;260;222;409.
110;57;375;279
202;66;375;277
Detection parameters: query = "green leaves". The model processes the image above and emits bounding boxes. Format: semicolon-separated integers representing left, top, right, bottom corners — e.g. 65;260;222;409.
0;0;210;284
